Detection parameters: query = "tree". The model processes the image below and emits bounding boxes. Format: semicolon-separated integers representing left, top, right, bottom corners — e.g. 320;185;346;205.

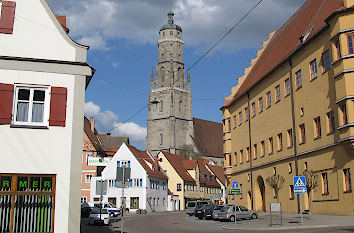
302;170;319;220
266;175;285;203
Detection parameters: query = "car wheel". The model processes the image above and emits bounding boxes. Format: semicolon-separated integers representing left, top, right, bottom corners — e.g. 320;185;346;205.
230;215;235;222
251;213;257;220
198;216;204;220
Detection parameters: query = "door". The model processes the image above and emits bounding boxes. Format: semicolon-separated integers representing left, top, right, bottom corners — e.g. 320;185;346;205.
239;206;249;218
130;197;139;209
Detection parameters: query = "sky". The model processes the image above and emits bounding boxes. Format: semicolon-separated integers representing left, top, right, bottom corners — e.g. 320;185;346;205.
47;0;306;150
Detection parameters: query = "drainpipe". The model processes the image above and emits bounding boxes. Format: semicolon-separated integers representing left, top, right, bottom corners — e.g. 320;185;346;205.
247;92;254;210
288;57;300;213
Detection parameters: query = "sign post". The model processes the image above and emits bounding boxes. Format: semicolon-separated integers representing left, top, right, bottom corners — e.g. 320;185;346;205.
117;166;131;233
231;182;239;225
294;176;307;226
96;179;107;226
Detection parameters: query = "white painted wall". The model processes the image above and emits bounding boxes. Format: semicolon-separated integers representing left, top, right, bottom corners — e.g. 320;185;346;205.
90;144;168;212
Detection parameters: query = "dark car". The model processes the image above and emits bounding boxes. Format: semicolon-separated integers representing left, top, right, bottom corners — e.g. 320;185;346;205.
194;204;208;219
195;204;215;220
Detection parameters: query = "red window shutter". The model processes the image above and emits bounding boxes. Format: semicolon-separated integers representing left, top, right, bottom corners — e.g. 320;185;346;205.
0;83;14;125
0;1;16;34
49;87;67;127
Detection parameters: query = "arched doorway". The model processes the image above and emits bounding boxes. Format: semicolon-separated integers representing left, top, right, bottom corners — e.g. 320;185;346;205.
255;176;266;212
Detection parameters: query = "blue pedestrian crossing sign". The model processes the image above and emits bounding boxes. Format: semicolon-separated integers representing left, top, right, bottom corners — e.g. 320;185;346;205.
232;182;239;189
294;176;306;188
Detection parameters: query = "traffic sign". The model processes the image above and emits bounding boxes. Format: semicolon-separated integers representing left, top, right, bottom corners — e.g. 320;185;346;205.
294;188;307;193
228;188;242;195
232;182;239;189
210;196;213;200
294;176;306;188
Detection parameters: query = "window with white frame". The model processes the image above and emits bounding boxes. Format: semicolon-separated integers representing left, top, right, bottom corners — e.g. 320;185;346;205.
85;174;93;183
13;86;50;126
81;197;87;203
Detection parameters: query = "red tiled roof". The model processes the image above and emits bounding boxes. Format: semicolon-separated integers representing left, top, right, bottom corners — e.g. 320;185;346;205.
192;118;223;158
197;160;220;187
224;0;344;107
161;151;196;183
127;145;168;180
207;164;226;186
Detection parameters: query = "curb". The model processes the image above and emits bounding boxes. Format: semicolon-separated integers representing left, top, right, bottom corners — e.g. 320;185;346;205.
222;224;354;231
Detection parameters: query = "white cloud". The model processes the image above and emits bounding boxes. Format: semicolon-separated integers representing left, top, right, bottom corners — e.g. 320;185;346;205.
84;101;147;147
48;0;306;52
112;61;119;68
77;33;110;50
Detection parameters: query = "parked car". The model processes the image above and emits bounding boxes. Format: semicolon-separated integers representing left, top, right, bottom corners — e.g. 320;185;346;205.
212;205;226;220
94;202;120;217
89;208;110;225
194;204;210;219
81;202;94;218
195;204;215;220
186;200;209;216
216;205;257;222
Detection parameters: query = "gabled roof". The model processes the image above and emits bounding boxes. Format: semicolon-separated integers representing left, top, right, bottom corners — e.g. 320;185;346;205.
207;164;226;186
223;0;345;107
98;134;129;156
83;117;102;151
192;118;223;158
197;160;220;187
161;151;196;183
127;145;168;180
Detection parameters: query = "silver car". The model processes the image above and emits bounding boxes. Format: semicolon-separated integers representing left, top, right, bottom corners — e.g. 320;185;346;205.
212;205;226;220
217;205;257;222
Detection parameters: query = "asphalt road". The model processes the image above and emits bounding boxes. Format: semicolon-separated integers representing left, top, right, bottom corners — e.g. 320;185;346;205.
80;212;354;233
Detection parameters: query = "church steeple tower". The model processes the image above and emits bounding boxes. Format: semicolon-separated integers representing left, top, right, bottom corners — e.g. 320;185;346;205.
146;11;194;155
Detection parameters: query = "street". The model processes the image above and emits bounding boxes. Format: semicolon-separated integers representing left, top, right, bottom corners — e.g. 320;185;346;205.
80;212;354;233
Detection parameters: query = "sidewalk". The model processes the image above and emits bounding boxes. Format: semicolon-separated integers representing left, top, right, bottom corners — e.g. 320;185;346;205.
222;212;354;231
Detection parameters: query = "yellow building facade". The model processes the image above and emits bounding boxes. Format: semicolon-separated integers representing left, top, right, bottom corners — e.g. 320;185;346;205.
222;0;354;216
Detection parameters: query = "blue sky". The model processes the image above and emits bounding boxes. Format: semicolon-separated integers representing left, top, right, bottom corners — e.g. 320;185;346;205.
48;0;306;150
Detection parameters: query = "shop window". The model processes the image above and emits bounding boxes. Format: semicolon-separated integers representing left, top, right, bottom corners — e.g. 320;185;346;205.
343;168;352;193
310;59;318;81
295;69;302;89
321;173;329;195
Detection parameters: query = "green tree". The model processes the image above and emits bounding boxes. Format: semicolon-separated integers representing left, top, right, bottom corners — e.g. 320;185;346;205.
302;170;319;220
266;175;285;203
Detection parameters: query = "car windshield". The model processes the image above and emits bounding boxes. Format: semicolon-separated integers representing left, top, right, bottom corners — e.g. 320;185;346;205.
220;206;230;212
91;208;108;214
109;203;116;208
214;205;223;210
187;202;196;208
239;206;248;211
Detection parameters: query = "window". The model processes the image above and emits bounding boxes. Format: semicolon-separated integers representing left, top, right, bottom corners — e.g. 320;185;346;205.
13;86;50;126
240;184;243;199
253;144;257;159
310;59;318;80
246;147;250;162
160;133;163;145
273;167;277;175
348;34;354;54
266;91;271;108
314;117;321;139
321;172;329;195
322;50;331;72
277;133;283;151
343;168;352;192
339;104;348;125
288;163;293;174
85;174;93;183
286;129;293;148
131;197;139;209
295;70;302;89
326;111;335;134
248;173;250;182
239;112;242;125
275;85;281;103
268;137;273;154
227;119;231;131
81;197;87;203
299;124;306;144
245;107;249;121
228;154;232;166
284;78;291;96
234;152;237;166
289;185;294;200
335;39;341;59
304;162;308;171
233;115;237;128
261;141;265;157
177;183;181;191
240;150;244;164
259;97;263;113
252;102;256;117
160;100;163;112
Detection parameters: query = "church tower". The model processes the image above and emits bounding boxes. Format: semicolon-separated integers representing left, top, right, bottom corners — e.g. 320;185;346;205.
146;11;194;155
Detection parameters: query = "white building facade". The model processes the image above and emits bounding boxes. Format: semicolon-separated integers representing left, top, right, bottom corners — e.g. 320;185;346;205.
90;143;168;212
0;0;93;232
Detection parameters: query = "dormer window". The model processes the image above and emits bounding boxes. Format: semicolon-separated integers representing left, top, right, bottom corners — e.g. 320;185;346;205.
300;27;313;44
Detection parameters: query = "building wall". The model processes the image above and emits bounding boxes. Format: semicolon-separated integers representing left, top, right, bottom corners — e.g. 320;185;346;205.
223;7;354;215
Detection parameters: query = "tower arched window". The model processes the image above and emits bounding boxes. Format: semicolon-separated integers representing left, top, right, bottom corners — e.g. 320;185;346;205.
160;101;163;112
161;67;165;82
160;133;163;145
153;102;157;111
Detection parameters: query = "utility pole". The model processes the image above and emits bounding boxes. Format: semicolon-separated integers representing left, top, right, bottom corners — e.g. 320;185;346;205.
121;166;125;233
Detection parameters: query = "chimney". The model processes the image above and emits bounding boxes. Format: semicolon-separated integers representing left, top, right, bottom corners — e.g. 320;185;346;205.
154;155;160;171
343;0;354;8
89;117;95;133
